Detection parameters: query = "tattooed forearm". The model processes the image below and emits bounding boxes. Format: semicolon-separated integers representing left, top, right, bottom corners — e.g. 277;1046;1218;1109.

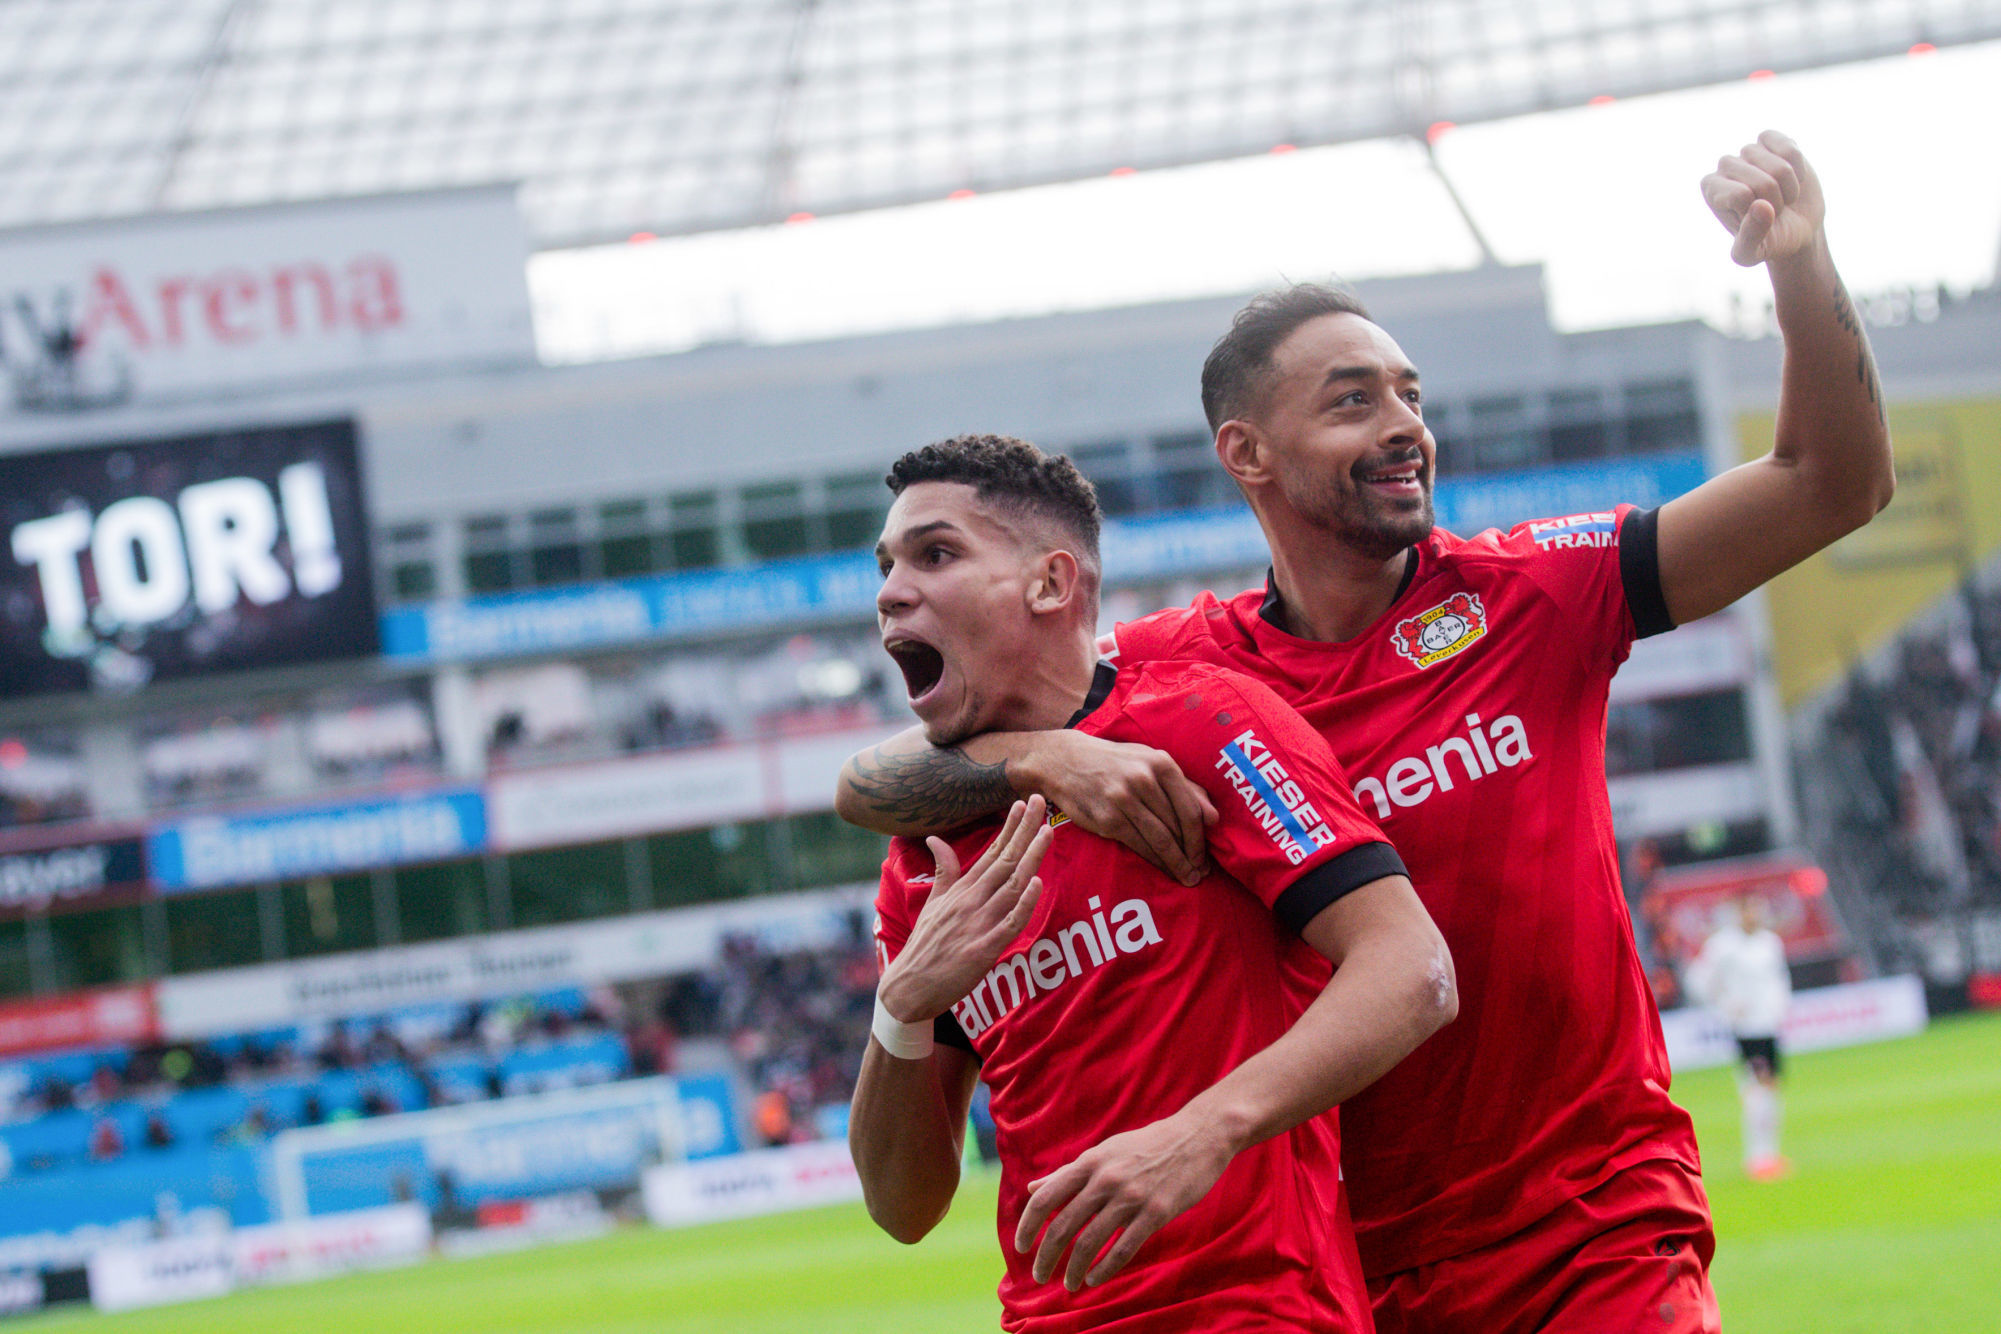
845;744;1017;831
1830;282;1887;424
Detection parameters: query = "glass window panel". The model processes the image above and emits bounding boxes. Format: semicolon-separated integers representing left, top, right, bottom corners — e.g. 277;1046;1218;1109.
598;499;648;534
280;874;378;957
599;533;657;577
44;905;150;989
825;506;884;551
395;859;490;944
743;516;811;561
1548;418;1609;462
165;889;266;974
391;561;436;600
507;841;628;929
785;811;887;889
530;542;585;586
0;918;29;998
464;550;516;592
1606;690;1753;778
669;527;719;570
648;823;776;907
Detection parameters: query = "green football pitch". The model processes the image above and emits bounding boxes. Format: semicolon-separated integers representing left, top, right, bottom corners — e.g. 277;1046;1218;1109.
14;1010;1999;1334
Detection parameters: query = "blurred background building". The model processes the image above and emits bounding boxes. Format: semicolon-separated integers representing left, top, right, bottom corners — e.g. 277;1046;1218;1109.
0;0;1998;1307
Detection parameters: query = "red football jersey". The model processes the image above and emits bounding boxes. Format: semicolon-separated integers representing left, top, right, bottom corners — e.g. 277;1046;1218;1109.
874;659;1405;1334
1108;506;1701;1277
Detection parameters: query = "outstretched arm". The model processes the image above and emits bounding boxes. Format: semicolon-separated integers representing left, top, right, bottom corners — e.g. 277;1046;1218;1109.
837;725;1218;886
1654;130;1894;627
1012;874;1454;1291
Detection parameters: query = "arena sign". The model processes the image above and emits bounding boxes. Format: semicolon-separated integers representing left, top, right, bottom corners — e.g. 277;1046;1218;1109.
0;420;378;696
0;187;533;414
0;832;147;921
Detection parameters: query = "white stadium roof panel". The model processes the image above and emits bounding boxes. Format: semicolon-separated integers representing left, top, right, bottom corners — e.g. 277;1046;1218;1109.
2;0;1998;248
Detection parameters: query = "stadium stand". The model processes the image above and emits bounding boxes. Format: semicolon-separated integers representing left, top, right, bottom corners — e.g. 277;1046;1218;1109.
1794;562;2001;994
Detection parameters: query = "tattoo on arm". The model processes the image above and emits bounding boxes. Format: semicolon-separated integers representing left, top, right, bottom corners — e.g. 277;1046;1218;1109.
1830;282;1887;424
848;745;1016;830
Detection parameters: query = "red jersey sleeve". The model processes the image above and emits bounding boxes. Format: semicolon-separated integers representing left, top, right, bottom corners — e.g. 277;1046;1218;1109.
1506;502;1675;668
871;838;926;974
1116;663;1407;934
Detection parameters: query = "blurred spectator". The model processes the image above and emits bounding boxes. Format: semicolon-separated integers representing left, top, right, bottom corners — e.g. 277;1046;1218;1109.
88;1115;123;1161
142;1111;176;1150
223;1106;271;1144
1799;572;2001;977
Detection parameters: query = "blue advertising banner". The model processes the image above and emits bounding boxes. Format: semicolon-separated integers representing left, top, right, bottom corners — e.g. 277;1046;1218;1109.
147;789;486;893
379;451;1708;665
278;1075;734;1217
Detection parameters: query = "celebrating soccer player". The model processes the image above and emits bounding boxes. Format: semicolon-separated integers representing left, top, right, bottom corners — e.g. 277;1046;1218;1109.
838;132;1891;1331
848;436;1455;1331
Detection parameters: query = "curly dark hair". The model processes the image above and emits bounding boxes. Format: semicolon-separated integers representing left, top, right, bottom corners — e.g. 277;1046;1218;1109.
1200;283;1371;433
885;433;1102;616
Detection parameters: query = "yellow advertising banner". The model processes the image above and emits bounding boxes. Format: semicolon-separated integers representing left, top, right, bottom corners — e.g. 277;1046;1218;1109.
1743;397;2001;709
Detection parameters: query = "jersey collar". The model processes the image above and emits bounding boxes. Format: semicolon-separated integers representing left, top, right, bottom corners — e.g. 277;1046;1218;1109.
1064;659;1119;728
1257;545;1421;634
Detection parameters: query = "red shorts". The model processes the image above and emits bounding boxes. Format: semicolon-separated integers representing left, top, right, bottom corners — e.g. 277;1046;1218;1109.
1366;1158;1720;1334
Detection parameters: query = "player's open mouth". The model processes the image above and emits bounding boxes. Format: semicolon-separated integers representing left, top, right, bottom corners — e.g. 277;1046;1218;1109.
885;636;947;703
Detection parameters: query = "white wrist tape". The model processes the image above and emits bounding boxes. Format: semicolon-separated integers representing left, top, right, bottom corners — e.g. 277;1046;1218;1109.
872;996;935;1060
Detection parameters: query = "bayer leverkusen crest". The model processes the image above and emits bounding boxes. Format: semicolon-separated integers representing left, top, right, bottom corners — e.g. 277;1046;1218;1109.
1392;592;1488;669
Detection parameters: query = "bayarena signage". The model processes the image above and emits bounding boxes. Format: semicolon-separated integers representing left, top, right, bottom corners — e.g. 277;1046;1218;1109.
0;419;378;696
0;187;535;413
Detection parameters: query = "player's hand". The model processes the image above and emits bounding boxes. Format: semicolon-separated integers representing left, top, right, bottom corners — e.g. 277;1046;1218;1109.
1014;1111;1234;1292
1701;130;1825;267
1019;731;1216;887
877;797;1052;1024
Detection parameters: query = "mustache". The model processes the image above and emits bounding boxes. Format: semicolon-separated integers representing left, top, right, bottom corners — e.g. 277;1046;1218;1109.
1353;448;1430;479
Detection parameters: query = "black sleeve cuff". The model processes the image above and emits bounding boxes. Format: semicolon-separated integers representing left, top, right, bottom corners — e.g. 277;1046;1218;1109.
1617;505;1676;640
1273;842;1408;934
934;1011;977;1059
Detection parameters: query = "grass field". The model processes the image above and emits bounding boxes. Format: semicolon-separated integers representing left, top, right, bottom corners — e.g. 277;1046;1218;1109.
12;1010;1999;1333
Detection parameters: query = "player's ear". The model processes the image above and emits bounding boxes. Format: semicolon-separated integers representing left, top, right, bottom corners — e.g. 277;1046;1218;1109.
1027;549;1082;617
1216;420;1270;487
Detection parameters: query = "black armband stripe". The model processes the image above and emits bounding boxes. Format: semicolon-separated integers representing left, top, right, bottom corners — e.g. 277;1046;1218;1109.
1618;505;1676;640
934;1011;977;1058
1273;842;1408;934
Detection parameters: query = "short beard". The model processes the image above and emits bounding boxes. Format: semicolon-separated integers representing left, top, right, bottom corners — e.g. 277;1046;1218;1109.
1285;464;1435;562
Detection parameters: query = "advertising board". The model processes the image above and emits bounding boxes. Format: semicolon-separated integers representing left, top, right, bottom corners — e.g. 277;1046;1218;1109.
0;985;157;1060
229;1204;431;1287
0;187;533;415
154;886;868;1037
0;419;376;696
267;1075;736;1220
85;1235;234;1314
146;788;485;893
1641;854;1853;968
641;1140;863;1228
486;747;766;851
0;832;146;922
1662;975;1928;1071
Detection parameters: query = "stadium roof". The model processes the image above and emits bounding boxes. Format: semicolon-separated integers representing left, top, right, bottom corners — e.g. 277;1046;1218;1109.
5;0;2001;250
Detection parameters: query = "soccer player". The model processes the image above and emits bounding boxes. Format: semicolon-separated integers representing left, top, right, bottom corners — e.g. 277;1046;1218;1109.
850;436;1455;1332
837;132;1892;1332
1684;896;1793;1180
